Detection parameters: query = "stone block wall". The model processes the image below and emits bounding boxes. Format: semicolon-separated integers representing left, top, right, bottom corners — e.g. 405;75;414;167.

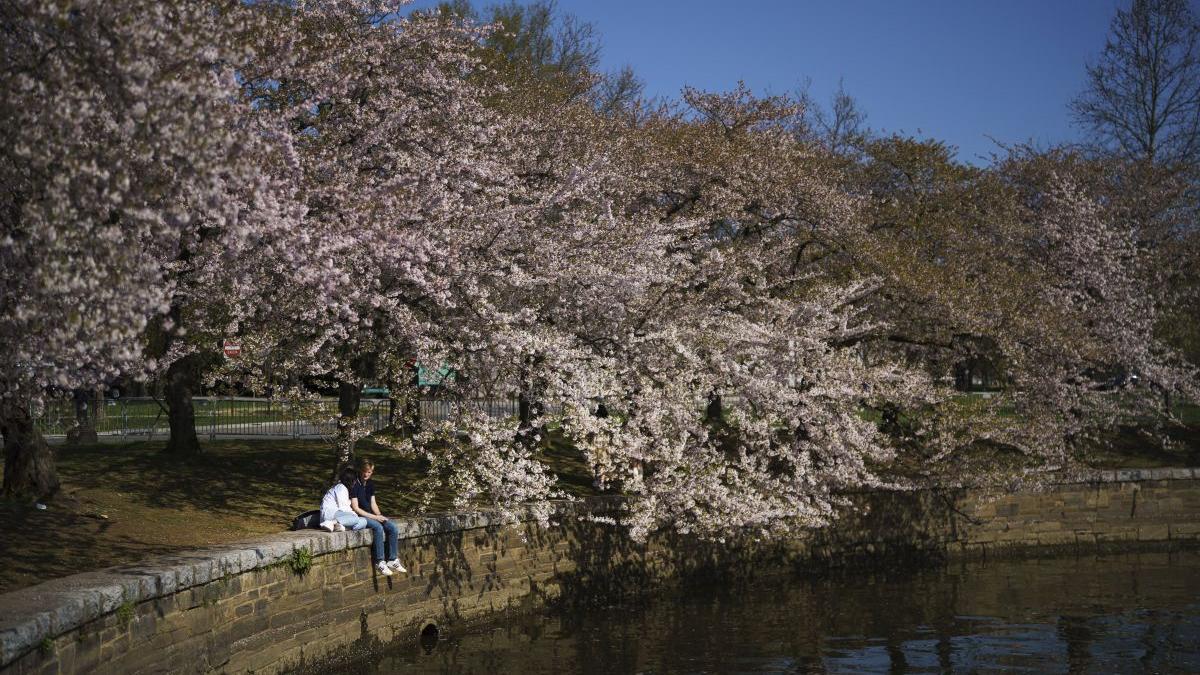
2;469;1198;674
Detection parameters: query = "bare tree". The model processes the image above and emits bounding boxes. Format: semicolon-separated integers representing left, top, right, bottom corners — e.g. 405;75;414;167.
798;78;869;157
481;0;600;97
1072;0;1200;168
594;64;645;118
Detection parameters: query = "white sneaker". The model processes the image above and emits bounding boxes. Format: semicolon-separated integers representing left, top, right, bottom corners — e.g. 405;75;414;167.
319;520;336;532
376;560;394;576
387;559;407;573
334;522;346;532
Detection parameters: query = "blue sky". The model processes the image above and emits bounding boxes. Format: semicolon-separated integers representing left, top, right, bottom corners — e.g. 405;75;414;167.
408;1;1131;165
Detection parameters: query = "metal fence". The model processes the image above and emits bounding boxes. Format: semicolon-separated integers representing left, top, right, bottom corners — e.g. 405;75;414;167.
34;397;396;441
417;398;524;422
32;396;538;441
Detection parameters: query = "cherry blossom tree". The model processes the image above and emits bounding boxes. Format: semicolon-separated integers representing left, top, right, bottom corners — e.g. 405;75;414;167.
362;83;941;536
829;140;1199;483
5;0;1189;542
990;155;1199;446
197;2;544;473
0;0;297;495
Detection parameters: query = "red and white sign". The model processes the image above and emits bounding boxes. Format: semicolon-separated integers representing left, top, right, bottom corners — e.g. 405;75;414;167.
223;339;242;358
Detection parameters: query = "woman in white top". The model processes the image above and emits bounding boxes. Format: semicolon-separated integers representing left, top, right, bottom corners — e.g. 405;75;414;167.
320;467;367;532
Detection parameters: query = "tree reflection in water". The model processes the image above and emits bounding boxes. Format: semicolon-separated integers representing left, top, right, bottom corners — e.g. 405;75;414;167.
343;551;1200;673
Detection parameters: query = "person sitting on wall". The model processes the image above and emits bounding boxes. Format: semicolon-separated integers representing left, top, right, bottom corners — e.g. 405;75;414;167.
319;467;364;534
351;457;407;576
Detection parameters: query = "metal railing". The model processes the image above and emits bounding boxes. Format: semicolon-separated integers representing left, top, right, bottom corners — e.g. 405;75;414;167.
417;398;523;422
34;397;396;441
31;396;547;442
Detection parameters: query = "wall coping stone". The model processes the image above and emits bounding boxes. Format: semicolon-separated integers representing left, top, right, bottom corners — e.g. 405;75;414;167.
0;471;1193;668
1074;467;1198;483
0;497;619;668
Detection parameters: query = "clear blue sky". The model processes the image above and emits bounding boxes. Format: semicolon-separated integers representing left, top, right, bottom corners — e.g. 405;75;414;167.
409;0;1134;165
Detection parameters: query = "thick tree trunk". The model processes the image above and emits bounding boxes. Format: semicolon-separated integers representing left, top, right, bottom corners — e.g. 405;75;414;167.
66;389;98;445
334;380;361;477
518;389;532;429
395;360;421;437
72;389;90;427
331;351;378;478
705;392;723;425
163;353;204;455
1;402;60;500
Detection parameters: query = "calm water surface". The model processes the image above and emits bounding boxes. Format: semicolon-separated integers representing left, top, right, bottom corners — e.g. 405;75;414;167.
363;551;1200;673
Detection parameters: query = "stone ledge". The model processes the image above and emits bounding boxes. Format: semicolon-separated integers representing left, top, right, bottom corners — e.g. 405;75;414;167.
1082;467;1198;483
837;467;1198;496
0;472;1194;670
0;498;617;669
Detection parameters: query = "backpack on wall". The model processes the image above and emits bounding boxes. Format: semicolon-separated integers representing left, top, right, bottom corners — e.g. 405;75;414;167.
291;509;322;531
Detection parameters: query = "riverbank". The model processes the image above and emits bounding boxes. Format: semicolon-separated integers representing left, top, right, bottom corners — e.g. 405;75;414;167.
0;438;599;595
2;468;1198;674
4;427;1197;596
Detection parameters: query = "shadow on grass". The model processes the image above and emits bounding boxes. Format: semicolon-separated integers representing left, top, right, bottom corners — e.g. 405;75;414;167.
5;418;1191;597
0;433;602;594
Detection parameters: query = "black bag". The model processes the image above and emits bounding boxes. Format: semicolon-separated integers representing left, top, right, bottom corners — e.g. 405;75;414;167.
291;509;322;531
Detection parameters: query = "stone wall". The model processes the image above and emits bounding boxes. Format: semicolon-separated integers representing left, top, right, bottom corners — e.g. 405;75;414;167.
2;468;1199;674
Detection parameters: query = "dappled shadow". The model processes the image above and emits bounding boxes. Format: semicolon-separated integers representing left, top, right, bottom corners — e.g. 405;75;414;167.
0;497;180;594
0;434;606;595
51;440;345;521
422;522;475;621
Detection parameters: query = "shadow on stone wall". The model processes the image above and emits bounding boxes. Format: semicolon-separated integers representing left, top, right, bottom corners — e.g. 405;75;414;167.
547;488;967;612
7;475;1200;675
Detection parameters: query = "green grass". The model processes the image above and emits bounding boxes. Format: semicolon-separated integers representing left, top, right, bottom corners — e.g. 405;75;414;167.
1176;402;1200;426
2;403;1195;596
0;434;599;595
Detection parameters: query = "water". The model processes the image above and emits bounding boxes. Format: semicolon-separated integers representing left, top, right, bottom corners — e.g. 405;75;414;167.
362;551;1200;673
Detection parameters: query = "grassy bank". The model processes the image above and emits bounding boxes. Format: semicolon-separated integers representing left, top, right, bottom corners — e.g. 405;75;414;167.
0;421;1196;595
0;437;597;595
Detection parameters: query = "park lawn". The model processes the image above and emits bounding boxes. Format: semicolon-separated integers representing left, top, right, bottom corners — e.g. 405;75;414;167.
0;419;1193;596
0;435;598;595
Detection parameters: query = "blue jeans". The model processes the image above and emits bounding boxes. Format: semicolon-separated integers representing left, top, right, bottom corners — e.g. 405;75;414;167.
363;518;399;562
334;511;367;530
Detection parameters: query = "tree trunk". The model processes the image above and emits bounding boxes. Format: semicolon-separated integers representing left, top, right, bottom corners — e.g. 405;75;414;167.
66;389;99;445
1;401;60;500
163;353;204;455
517;357;545;449
402;393;421;437
334;380;361;477
705;392;723;425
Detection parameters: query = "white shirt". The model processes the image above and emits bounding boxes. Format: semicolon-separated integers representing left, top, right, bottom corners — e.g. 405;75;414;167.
320;483;351;522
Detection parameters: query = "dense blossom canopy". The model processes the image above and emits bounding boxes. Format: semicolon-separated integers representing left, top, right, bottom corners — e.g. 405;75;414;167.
2;1;1197;536
0;0;295;401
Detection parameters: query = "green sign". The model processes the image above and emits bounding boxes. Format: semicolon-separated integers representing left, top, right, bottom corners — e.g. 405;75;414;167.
415;364;455;387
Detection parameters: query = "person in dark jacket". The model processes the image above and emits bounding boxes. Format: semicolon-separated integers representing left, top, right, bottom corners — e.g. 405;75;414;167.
350;457;406;575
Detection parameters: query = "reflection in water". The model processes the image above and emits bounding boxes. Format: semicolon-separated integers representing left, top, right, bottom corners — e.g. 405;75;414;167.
361;551;1200;673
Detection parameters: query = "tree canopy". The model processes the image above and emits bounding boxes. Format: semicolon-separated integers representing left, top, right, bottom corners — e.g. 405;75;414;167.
1;0;1196;540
